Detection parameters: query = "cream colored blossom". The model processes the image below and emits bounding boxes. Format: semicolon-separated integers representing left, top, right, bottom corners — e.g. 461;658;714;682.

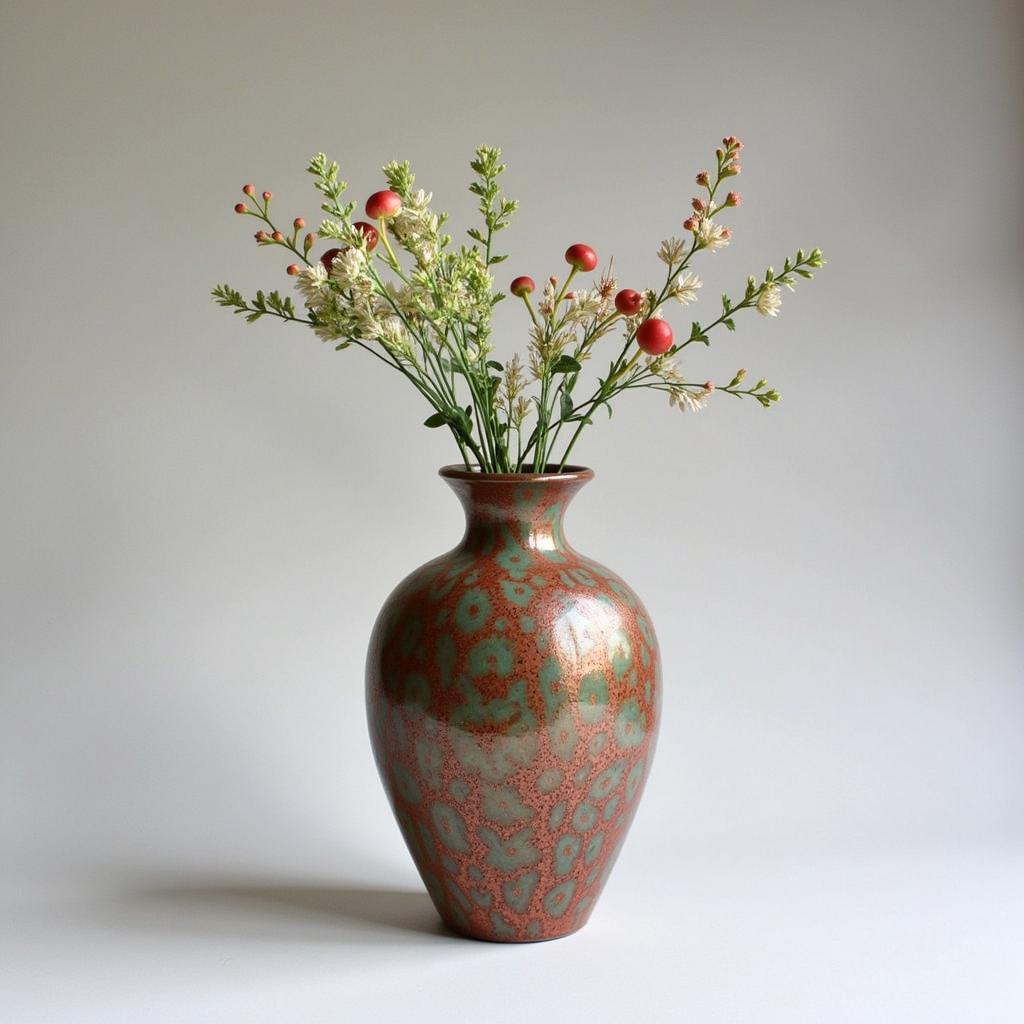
378;316;413;359
330;246;369;290
669;387;710;413
658;237;687;266
671;271;702;306
756;283;782;317
696;219;730;252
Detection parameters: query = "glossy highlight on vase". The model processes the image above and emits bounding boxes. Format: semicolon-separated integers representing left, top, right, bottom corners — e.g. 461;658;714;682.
365;466;661;941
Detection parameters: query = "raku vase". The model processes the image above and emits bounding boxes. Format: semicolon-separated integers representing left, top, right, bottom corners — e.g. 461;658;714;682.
365;466;661;941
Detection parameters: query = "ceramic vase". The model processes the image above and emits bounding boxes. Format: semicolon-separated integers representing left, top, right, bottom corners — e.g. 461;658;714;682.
365;466;661;941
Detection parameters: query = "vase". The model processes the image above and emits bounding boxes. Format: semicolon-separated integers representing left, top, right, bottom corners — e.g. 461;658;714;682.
365;465;661;941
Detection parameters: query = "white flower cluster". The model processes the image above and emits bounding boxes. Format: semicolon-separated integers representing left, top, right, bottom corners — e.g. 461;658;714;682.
756;283;782;317
670;271;702;306
696;218;730;252
649;357;711;414
390;189;440;267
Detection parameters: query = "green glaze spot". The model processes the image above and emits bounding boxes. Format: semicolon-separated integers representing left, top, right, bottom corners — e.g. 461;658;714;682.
479;825;540;872
539;656;566;720
588;758;627;802
537;767;563;793
503;870;539;913
431;802;469;852
481;783;535;825
468;636;514;678
543;879;576;918
584;831;605;865
455;587;492;634
572;802;599;832
554;833;581;876
614;697;646;748
578;670;609;724
549;802;567;829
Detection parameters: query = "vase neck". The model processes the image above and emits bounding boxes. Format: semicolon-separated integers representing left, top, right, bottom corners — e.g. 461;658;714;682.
440;467;593;555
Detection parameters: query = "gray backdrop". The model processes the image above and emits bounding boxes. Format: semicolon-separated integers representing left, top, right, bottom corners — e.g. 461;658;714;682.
2;0;1021;1020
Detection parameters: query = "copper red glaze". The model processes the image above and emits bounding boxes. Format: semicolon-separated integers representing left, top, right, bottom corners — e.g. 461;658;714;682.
366;466;661;941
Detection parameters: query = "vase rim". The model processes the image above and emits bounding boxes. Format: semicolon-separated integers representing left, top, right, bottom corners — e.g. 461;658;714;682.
439;464;594;484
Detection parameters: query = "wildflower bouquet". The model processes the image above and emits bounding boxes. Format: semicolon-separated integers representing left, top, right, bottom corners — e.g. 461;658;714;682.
213;137;824;473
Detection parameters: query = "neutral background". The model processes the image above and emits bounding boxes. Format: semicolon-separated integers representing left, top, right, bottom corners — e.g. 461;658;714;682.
2;0;1022;1020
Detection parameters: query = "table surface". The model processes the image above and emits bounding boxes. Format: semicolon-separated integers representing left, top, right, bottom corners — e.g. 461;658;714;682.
4;843;1022;1023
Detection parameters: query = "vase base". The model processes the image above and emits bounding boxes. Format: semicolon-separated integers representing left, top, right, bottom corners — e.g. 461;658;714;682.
438;911;589;944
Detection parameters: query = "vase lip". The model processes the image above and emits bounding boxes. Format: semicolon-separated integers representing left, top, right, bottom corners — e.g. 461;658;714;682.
439;464;594;484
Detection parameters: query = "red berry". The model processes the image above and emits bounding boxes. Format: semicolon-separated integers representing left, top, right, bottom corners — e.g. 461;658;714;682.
510;276;535;297
320;247;345;271
564;243;598;272
243;184;256;197
293;217;305;229
234;203;248;214
614;289;643;315
353;221;379;251
365;190;402;220
636;318;674;355
286;264;301;276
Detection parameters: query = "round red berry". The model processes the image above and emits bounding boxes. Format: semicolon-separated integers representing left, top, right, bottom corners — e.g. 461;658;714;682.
510;276;535;297
353;221;379;251
636;318;674;355
242;184;256;197
614;289;643;315
365;190;402;220
564;243;598;272
234;203;248;214
320;247;345;271
286;264;301;276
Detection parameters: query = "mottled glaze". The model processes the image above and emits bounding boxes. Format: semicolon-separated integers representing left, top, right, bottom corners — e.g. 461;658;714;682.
365;466;661;941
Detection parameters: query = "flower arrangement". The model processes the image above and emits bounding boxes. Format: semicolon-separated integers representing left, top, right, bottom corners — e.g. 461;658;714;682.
213;137;824;473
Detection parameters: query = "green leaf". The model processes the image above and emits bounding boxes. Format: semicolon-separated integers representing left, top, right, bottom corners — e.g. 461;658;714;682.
423;412;448;428
560;392;574;420
486;360;504;371
551;354;582;374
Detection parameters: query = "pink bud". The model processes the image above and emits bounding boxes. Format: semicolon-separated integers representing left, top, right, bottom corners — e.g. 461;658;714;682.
243;184;256;197
720;227;732;239
691;197;706;212
565;291;576;300
715;147;724;159
683;216;699;232
262;191;273;201
272;231;284;242
254;230;268;243
703;381;715;393
234;203;247;214
549;275;559;287
696;171;710;186
293;217;305;229
286;264;301;276
725;191;742;207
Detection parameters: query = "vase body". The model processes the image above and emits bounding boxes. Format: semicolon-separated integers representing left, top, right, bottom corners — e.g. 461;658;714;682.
365;466;661;941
